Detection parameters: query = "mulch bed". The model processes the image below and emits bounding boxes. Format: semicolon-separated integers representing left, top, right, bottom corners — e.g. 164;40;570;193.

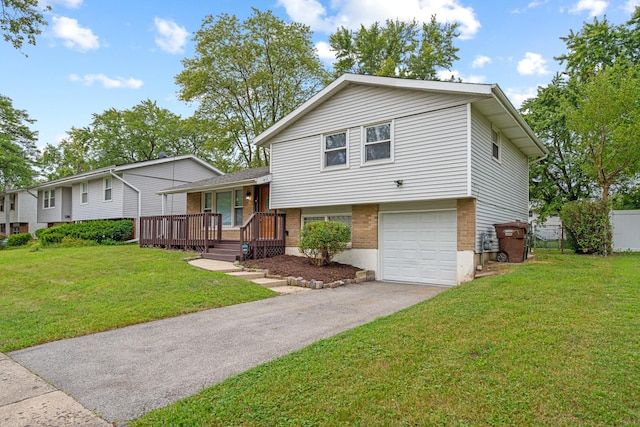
241;255;362;283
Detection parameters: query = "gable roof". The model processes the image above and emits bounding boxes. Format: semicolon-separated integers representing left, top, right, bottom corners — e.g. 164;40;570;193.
254;73;548;159
158;166;271;194
34;155;224;190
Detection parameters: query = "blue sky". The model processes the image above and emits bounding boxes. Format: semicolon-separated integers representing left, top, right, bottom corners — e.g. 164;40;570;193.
1;0;638;149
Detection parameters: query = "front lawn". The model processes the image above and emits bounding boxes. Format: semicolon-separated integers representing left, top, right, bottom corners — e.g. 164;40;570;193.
133;251;640;426
0;245;275;352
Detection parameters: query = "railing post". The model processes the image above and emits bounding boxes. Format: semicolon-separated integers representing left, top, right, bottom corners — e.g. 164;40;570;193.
217;214;222;242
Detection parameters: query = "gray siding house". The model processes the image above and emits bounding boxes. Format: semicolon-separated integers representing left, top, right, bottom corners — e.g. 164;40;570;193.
35;155;223;237
0;188;46;236
251;74;547;286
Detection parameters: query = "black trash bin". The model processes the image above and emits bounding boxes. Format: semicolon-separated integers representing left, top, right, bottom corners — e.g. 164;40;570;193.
494;221;529;263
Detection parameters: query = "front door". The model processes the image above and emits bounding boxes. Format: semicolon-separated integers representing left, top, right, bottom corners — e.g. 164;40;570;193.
258;185;274;239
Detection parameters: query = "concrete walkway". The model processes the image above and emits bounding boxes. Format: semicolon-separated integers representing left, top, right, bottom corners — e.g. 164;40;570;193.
4;259;447;426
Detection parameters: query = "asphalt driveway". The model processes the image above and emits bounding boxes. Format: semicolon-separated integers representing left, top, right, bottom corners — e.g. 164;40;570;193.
10;281;445;425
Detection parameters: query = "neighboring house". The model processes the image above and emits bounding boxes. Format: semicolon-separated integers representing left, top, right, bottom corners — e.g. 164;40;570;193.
151;74;547;286
0;188;46;236
35;155;223;238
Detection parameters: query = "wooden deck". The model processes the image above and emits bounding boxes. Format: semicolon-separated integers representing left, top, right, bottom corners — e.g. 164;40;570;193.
139;212;286;261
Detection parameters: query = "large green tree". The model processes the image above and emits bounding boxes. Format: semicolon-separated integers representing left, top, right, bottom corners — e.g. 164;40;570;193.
40;100;216;180
176;8;329;168
329;16;460;79
1;0;49;51
566;62;640;201
0;94;38;188
521;75;593;220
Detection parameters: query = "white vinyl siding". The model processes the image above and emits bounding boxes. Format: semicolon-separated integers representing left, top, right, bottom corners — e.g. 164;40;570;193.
471;107;529;252
72;179;125;221
270;104;469;209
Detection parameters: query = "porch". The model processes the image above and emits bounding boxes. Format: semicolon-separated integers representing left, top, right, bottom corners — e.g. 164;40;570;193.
139;212;286;262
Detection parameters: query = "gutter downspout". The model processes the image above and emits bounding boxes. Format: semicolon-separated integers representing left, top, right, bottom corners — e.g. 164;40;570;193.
110;171;141;241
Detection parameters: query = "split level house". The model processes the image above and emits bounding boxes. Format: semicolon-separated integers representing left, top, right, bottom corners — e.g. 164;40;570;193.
35;154;223;238
145;74;548;286
0;188;46;236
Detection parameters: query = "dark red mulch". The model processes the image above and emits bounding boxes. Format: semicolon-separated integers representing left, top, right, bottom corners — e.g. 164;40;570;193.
241;255;361;283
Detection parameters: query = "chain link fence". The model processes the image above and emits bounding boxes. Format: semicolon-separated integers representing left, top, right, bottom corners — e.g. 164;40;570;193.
530;222;565;250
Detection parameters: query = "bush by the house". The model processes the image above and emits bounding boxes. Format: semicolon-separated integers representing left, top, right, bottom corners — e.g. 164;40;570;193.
298;220;351;266
37;219;134;246
560;199;612;255
7;233;33;247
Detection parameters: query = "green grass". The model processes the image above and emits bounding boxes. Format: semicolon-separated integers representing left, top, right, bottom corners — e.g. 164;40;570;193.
0;245;275;352
133;251;640;426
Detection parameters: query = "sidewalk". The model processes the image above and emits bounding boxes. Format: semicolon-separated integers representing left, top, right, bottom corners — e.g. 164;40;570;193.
0;352;109;426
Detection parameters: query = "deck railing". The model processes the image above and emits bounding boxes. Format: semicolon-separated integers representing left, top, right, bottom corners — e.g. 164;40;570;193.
139;213;222;252
239;212;286;260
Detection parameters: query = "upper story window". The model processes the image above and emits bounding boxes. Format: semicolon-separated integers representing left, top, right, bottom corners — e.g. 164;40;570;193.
44;189;55;209
491;126;501;162
81;182;88;204
104;177;112;201
0;196;4;212
322;131;348;169
363;122;393;164
9;194;15;211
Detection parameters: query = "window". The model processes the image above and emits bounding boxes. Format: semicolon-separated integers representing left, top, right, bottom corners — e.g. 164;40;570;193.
43;189;55;209
323;131;348;168
81;182;88;204
203;192;213;213
491;126;501;162
302;214;352;240
234;189;244;226
104;177;112;201
363;122;393;163
9;194;15;211
0;196;4;212
203;189;244;227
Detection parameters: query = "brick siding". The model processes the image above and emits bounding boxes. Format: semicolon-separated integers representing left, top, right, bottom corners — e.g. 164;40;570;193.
280;208;301;247
352;204;379;249
457;198;476;251
186;192;201;214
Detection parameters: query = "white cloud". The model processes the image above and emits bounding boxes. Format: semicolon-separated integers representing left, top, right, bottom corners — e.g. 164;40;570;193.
570;0;608;16
517;52;550;76
624;0;640;13
472;55;491;69
69;74;143;89
505;87;539;109
277;0;481;39
51;16;99;51
153;17;189;54
41;0;84;9
315;41;335;61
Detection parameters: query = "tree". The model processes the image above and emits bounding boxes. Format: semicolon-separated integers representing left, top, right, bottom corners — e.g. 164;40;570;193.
1;0;50;51
329;16;460;79
40;100;216;180
0;94;38;188
176;8;329;168
521;75;594;220
566;62;640;201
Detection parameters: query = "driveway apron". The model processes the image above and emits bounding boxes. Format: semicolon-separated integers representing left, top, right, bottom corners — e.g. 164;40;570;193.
10;282;446;425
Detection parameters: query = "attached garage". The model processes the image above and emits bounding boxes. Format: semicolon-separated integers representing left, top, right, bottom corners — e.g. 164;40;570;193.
381;210;457;286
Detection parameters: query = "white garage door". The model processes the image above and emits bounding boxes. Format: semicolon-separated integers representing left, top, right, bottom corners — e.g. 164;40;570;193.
381;210;457;286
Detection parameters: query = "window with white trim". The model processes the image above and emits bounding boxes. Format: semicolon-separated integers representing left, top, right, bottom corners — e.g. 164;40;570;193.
202;189;243;227
104;177;112;201
491;126;501;162
322;131;348;168
363;122;393;163
44;189;55;209
302;214;352;240
80;182;88;204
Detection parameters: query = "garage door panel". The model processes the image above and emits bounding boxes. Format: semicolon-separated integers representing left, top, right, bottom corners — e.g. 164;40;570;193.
382;210;457;286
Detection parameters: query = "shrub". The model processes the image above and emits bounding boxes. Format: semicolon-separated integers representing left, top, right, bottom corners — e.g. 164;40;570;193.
7;233;32;247
298;220;351;266
37;220;134;246
560;199;612;255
